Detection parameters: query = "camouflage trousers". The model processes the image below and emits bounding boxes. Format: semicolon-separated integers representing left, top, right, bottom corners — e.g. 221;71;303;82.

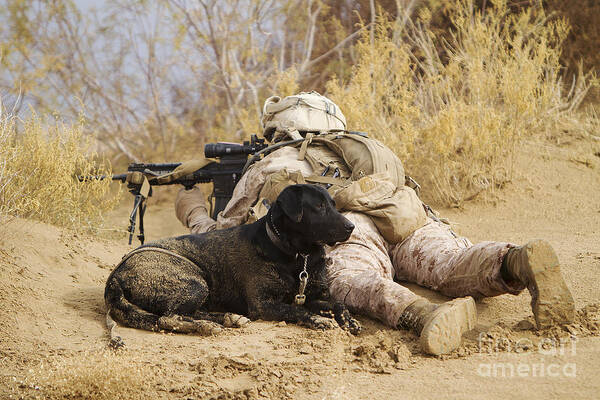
327;212;524;327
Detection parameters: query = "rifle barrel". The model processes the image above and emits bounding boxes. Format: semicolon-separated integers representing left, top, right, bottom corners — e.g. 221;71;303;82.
77;174;127;182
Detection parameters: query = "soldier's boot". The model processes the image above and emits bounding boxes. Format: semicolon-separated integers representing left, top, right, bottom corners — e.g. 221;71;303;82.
397;297;477;356
501;239;575;329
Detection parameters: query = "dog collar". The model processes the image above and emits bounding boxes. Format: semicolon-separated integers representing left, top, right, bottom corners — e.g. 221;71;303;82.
266;212;297;256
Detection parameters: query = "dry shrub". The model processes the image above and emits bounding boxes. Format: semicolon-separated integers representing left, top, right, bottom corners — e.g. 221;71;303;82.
0;111;17;224
327;0;598;206
0;110;120;230
18;351;161;400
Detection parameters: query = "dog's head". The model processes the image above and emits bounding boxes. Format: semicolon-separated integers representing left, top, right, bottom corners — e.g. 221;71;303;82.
270;184;354;252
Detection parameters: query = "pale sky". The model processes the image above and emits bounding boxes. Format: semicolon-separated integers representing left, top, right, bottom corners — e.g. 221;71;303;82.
74;0;101;11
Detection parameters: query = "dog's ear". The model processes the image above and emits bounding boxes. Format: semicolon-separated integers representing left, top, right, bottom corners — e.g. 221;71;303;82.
276;185;304;223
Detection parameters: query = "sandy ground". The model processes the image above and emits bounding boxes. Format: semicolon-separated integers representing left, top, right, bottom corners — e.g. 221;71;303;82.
0;138;599;399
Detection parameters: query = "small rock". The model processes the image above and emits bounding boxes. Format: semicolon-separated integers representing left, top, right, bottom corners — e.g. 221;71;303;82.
565;325;580;335
298;345;312;354
514;319;535;331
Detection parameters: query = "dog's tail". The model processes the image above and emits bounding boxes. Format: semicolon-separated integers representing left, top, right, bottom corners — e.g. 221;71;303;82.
104;278;161;348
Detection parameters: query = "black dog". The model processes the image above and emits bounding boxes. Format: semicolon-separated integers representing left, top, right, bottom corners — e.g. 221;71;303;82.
104;184;360;346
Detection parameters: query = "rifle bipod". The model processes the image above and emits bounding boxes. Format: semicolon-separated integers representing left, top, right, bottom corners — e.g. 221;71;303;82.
127;175;151;245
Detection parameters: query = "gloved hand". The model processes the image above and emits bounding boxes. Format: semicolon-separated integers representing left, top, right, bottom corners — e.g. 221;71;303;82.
175;185;208;228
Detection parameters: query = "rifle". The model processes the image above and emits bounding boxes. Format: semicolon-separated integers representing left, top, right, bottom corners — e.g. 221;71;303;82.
80;134;268;245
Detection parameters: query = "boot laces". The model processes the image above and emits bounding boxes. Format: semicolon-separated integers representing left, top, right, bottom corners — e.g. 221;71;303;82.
397;308;420;330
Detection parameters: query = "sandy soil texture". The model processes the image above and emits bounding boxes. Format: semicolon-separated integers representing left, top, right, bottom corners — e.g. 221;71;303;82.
0;138;599;399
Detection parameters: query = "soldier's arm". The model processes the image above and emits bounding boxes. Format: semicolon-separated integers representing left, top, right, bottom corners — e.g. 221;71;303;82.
175;146;313;233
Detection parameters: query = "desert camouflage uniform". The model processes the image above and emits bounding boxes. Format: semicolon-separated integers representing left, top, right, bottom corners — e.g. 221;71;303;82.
176;146;524;328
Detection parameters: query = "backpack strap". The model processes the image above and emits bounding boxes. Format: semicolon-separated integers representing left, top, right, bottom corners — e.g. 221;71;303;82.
304;175;351;187
297;132;314;161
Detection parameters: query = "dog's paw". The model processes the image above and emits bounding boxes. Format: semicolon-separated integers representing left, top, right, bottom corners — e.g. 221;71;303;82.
109;335;125;349
345;317;361;335
223;313;251;328
195;320;223;336
332;308;361;335
305;315;338;331
318;310;335;318
158;315;223;335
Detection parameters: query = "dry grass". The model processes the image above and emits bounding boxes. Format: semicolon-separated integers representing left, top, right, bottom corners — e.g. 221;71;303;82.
15;351;163;400
326;1;598;206
0;109;120;231
0;110;17;225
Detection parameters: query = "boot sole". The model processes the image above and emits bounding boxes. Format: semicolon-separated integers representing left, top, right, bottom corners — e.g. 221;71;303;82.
420;297;477;356
526;240;575;329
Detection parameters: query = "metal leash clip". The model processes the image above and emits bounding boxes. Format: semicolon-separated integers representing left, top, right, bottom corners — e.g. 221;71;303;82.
295;254;309;305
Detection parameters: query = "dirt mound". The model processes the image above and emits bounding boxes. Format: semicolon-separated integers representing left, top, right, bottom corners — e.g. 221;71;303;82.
1;138;599;399
351;331;413;373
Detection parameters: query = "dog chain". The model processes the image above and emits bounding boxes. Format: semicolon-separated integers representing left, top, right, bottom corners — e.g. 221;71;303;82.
294;253;309;305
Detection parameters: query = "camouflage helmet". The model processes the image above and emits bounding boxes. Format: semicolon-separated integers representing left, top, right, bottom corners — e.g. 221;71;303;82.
261;91;347;142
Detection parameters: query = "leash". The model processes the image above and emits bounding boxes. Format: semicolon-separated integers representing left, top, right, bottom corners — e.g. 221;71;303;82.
114;246;199;271
295;253;309;305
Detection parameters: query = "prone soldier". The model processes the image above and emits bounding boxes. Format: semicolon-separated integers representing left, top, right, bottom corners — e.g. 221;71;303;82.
175;92;575;355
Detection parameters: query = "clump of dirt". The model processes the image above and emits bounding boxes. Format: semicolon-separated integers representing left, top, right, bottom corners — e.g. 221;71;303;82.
350;331;413;373
567;303;600;335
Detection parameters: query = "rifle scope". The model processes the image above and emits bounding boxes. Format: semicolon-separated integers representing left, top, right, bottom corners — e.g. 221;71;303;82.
204;135;267;158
